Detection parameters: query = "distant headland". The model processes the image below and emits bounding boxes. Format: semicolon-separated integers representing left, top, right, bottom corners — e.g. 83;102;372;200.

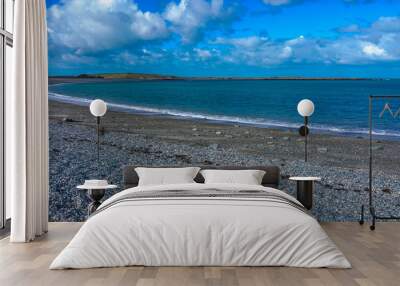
49;72;379;81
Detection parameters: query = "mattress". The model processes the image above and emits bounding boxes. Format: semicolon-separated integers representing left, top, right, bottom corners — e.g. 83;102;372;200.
50;183;351;269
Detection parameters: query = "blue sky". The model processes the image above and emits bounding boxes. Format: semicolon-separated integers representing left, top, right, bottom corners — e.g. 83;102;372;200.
46;0;400;77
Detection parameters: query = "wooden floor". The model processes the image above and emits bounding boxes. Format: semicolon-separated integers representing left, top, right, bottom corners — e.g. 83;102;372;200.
0;222;399;286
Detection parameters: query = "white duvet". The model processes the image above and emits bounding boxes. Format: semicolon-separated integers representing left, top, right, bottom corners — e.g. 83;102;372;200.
50;183;351;269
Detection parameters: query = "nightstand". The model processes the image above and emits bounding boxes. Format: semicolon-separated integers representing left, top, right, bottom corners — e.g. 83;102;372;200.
77;180;117;215
288;177;321;210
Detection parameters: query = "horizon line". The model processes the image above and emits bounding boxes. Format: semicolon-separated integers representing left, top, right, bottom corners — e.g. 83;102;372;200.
48;72;399;80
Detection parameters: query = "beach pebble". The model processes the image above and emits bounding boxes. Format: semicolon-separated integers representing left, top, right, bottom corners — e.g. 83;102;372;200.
317;147;328;153
210;143;219;150
372;145;384;151
63;117;75;122
175;154;191;163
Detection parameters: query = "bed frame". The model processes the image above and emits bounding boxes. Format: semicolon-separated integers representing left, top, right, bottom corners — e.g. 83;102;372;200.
123;166;281;189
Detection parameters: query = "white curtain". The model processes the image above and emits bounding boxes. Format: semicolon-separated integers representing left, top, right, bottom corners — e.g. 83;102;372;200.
7;0;49;242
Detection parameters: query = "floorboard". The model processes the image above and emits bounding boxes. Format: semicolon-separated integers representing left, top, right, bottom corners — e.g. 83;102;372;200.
0;222;399;286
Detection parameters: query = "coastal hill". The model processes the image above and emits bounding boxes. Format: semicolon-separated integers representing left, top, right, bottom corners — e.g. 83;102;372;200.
49;73;370;81
77;73;181;80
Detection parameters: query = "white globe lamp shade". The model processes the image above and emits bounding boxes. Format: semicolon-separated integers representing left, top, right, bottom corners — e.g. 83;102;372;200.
297;99;314;117
90;99;107;117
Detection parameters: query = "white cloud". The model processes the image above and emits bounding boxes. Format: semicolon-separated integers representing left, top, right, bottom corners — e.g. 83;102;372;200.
211;16;400;67
194;48;212;60
213;35;299;65
262;0;374;7
115;51;139;65
214;36;269;49
48;0;168;54
47;1;400;71
362;43;387;57
370;16;400;33
280;46;292;58
112;48;166;66
163;0;233;43
48;0;237;65
98;0;114;8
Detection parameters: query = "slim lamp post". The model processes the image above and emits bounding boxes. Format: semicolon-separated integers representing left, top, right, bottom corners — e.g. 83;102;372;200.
297;99;315;162
89;99;107;172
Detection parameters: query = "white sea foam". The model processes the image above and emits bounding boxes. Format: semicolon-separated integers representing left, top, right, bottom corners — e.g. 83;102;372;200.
48;92;400;138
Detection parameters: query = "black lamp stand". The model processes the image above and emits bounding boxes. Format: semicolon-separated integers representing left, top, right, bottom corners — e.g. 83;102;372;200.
96;116;101;172
304;116;308;162
299;116;310;162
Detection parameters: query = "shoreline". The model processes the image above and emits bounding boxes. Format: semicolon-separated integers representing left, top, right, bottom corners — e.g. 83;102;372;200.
48;90;400;142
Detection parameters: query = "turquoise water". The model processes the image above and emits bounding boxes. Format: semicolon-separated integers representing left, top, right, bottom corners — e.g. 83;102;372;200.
49;79;400;138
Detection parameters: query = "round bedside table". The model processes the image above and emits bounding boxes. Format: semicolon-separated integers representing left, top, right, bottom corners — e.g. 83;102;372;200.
289;177;321;210
77;181;117;216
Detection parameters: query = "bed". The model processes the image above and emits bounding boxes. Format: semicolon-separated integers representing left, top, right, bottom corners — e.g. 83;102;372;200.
50;166;350;269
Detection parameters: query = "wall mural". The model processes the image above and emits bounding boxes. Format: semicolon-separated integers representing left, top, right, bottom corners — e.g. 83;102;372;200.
46;0;400;222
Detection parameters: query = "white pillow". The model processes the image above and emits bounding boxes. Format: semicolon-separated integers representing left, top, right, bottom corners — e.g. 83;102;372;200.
200;169;266;185
135;167;200;186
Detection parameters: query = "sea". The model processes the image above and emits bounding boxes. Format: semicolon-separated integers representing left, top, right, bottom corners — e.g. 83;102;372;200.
49;79;400;139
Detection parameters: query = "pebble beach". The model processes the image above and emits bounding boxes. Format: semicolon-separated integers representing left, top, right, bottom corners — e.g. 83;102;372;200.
49;99;400;222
